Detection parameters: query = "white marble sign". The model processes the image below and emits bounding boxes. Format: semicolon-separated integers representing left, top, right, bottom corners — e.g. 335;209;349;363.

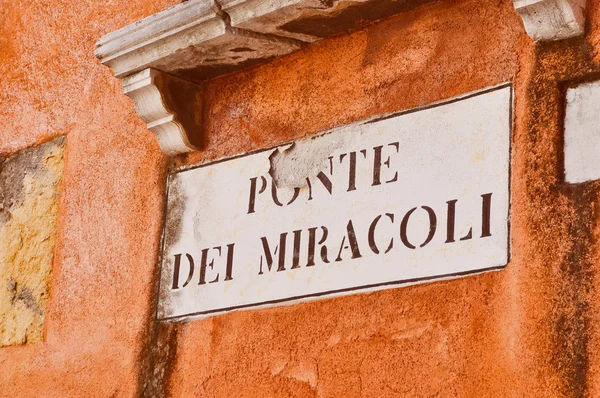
157;85;512;321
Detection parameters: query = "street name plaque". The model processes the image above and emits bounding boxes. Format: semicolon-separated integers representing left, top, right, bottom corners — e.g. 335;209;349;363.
157;85;512;321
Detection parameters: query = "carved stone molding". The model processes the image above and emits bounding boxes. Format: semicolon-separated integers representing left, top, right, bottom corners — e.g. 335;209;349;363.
95;0;303;83
95;0;437;81
94;0;437;156
122;69;203;156
513;0;586;41
97;0;588;156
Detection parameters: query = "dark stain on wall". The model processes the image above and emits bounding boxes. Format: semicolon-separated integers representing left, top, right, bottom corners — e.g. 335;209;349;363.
523;36;598;397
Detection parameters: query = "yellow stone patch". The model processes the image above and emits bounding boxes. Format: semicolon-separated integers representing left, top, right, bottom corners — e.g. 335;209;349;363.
0;138;64;346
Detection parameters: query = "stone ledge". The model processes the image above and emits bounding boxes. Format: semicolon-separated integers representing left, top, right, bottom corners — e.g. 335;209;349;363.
96;0;589;156
95;0;439;83
95;0;302;82
95;0;439;156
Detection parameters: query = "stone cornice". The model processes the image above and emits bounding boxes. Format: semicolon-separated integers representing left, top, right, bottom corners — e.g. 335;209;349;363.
95;0;439;156
95;0;304;82
95;1;224;79
95;0;588;156
96;0;313;155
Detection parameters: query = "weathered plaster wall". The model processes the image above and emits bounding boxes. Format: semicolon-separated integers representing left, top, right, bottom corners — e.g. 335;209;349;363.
2;0;600;396
0;0;179;396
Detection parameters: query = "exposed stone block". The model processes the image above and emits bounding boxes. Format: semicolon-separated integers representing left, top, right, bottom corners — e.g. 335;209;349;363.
0;138;65;347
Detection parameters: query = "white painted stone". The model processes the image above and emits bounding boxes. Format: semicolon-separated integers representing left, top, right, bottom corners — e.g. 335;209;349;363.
157;85;512;321
513;0;586;41
564;80;600;184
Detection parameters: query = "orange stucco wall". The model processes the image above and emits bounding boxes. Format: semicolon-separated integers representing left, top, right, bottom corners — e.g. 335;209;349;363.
2;0;600;396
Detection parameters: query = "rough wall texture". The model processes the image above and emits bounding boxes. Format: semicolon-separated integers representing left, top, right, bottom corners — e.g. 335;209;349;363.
0;137;64;347
2;0;600;396
0;0;179;396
